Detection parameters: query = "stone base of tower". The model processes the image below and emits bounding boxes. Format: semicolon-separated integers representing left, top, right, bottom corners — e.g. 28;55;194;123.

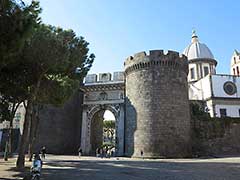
131;139;192;158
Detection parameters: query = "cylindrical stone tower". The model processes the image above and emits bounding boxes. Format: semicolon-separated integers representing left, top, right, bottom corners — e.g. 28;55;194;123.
124;50;191;158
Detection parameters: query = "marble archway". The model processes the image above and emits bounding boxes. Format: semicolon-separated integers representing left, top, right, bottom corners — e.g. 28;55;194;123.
81;103;124;156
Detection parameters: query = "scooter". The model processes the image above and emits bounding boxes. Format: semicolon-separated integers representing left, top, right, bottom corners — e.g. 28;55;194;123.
30;164;41;180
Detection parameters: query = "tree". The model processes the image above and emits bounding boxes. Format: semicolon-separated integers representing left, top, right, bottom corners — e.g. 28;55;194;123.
0;57;38;160
103;120;115;143
16;24;95;168
0;0;41;160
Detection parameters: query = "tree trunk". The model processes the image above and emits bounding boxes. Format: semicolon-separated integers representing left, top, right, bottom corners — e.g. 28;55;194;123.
27;78;42;161
4;103;19;160
8;112;14;155
16;101;32;169
17;76;42;167
28;105;39;161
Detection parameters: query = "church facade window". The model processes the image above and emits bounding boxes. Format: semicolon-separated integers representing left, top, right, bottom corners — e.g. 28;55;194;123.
223;81;237;95
190;68;195;79
233;68;236;75
237;66;239;76
220;108;227;117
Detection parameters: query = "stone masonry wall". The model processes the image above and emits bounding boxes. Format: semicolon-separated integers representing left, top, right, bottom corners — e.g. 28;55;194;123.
192;117;240;156
34;90;83;154
124;50;191;158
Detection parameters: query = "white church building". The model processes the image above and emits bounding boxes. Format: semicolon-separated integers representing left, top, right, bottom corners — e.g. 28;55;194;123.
184;31;240;118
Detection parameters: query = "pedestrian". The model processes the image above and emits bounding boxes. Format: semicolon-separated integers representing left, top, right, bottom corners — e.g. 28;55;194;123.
96;148;100;157
98;148;101;157
40;146;46;159
100;148;103;158
78;147;82;158
140;150;144;159
111;150;114;157
106;149;110;158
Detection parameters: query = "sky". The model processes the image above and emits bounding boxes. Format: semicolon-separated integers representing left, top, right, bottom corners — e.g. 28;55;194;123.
24;0;240;75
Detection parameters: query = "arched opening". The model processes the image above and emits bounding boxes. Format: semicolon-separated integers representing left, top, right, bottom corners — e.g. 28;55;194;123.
90;109;116;156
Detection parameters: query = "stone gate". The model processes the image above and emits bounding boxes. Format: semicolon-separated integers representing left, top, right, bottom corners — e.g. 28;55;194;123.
80;72;125;156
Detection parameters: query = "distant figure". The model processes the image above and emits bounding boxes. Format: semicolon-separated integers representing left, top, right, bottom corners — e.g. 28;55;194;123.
100;148;103;158
40;146;46;159
140;150;144;159
96;148;100;157
78;147;82;158
111;150;114;157
106;149;111;158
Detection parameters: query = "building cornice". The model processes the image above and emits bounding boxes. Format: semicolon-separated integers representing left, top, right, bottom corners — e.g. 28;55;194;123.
80;82;125;92
188;58;217;66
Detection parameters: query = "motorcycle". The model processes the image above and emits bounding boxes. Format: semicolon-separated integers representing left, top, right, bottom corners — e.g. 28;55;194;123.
30;161;41;180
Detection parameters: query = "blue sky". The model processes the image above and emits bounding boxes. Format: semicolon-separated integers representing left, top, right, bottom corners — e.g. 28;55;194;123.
24;0;240;74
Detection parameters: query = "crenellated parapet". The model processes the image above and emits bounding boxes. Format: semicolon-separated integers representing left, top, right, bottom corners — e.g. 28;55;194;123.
84;71;124;84
124;50;188;75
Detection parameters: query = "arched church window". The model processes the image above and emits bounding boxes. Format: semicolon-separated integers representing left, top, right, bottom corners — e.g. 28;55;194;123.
102;73;107;78
204;66;209;76
234;57;236;64
233;68;236;75
190;68;195;79
237;66;239;76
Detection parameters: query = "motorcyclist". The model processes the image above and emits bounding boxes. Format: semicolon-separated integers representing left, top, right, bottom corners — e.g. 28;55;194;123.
31;153;43;174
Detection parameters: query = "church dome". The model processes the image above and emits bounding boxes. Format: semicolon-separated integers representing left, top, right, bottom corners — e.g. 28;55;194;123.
183;31;214;60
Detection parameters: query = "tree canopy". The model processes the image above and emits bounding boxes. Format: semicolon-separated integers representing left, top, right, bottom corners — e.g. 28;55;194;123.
0;0;41;67
0;0;95;167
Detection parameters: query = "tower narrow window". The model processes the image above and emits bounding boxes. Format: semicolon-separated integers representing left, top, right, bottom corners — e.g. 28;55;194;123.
234;57;236;64
190;68;195;79
237;66;239;76
204;66;209;76
233;68;236;75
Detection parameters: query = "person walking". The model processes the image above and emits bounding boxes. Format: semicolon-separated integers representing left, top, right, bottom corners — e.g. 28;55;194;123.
40;146;46;159
140;150;144;159
78;147;82;158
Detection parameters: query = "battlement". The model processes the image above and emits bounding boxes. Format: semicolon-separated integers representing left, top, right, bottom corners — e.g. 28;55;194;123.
124;50;188;75
84;71;124;84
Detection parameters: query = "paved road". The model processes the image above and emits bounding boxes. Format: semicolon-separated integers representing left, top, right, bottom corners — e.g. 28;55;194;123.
38;155;240;180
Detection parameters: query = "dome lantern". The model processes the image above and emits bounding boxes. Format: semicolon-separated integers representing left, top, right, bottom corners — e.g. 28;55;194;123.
191;30;199;43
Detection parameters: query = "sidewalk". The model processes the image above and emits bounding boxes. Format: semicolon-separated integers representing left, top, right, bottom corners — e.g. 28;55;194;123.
0;157;31;180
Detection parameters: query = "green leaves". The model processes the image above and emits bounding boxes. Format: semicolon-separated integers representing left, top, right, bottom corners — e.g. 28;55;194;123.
103;120;115;129
0;0;41;67
0;0;95;125
23;24;95;106
0;97;11;123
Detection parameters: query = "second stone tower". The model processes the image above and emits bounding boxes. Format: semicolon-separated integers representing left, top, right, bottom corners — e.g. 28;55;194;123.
124;50;191;158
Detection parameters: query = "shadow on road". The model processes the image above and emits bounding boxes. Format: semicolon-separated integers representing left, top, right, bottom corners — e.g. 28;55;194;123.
5;166;30;180
2;156;240;180
39;158;240;180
